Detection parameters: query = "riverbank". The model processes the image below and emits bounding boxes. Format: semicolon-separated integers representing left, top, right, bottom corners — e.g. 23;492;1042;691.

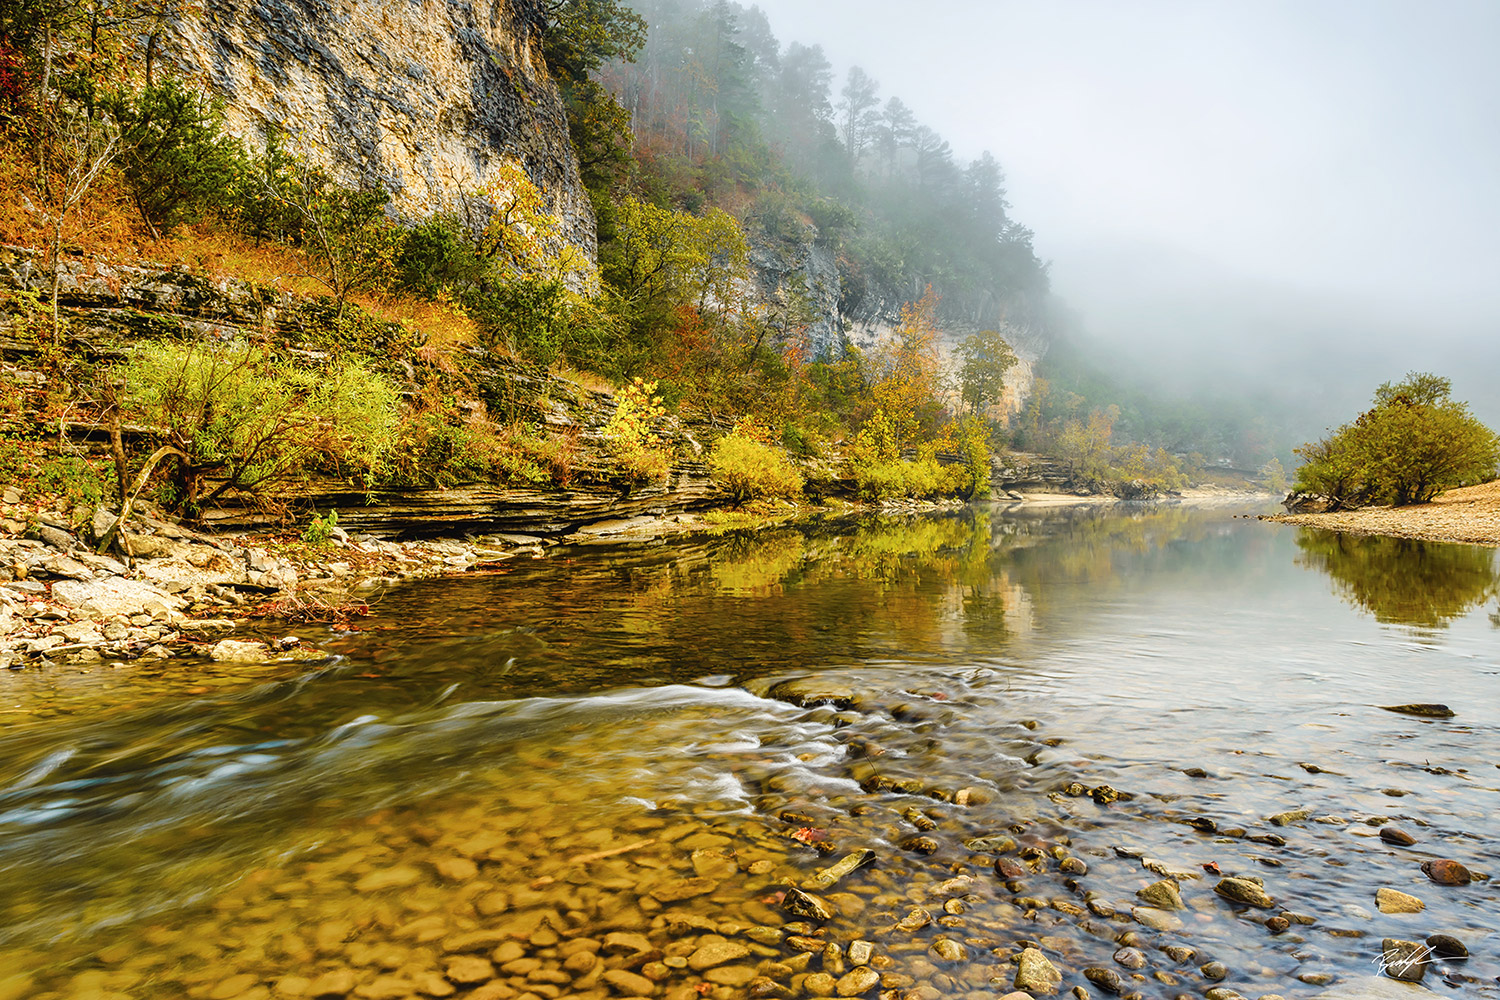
1;485;1272;671
1262;480;1500;547
2;506;1492;1000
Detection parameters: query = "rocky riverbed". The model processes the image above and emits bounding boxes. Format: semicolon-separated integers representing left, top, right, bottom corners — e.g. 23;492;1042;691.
1;669;1491;1000
0;482;578;672
1;505;1494;1000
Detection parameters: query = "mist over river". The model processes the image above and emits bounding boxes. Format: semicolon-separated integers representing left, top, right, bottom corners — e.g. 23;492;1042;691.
0;503;1496;1000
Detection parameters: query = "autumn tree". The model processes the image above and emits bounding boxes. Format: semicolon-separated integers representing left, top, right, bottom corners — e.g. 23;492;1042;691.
865;287;943;448
1293;372;1499;508
956;329;1017;417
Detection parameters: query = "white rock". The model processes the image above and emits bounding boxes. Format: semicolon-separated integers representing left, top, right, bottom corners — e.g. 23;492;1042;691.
51;578;179;619
210;639;271;662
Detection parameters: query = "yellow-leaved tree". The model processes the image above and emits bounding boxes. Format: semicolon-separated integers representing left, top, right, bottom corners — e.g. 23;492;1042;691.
865;286;943;449
478;161;599;293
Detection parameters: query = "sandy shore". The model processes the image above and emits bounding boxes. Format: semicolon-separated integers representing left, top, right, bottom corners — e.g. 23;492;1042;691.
1263;480;1500;547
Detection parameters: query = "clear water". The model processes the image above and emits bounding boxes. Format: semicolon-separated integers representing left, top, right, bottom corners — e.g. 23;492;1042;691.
0;503;1496;1000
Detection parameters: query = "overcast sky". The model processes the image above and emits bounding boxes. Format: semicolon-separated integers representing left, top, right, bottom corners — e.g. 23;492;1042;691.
744;0;1500;428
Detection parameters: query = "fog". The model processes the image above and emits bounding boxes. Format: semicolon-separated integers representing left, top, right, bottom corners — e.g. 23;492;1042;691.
745;0;1500;433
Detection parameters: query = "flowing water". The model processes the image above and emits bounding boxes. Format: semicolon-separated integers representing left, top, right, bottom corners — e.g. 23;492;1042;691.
1;503;1497;1000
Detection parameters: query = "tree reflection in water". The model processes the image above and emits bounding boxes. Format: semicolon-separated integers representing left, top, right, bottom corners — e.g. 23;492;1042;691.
1294;528;1499;628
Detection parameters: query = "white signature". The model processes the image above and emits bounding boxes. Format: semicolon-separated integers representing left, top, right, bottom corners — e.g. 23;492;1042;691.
1373;942;1433;978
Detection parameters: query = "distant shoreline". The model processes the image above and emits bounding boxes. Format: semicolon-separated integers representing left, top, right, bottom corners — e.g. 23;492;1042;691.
1261;480;1500;547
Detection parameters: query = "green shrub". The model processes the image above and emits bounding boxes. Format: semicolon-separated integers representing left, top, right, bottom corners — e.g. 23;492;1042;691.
37;455;112;508
123;340;400;512
394;214;485;300
233;135;403;314
708;422;804;503
473;277;569;365
301;508;338;546
379;385;576;489
850;455;951;500
1294;373;1499;508
104;77;246;236
602;378;671;482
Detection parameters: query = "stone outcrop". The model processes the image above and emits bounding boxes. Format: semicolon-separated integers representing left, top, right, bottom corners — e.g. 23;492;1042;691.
0;247;728;537
163;0;595;260
746;223;1040;422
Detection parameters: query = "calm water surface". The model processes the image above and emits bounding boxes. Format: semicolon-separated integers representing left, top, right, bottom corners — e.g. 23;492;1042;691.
1;503;1497;1000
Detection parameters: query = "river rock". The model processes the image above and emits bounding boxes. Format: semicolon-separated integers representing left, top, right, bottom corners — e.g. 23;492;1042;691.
1084;967;1123;993
210;639;276;662
893;906;932;932
802;849;876;890
210;974;260;999
1015;948;1062;995
802;973;837;997
1059;857;1087;875
996;857;1028;879
1131;906;1183;931
834;966;880;996
691;847;737;879
929;937;965;962
781;887;834;922
1425;933;1467;958
602;969;657;996
687;939;749;970
36;524;75;550
1380;938;1429;982
354;866;422;892
1214;877;1274;908
1379;826;1417;846
1375;888;1424;913
1112;947;1145;970
705;966;757;987
767;678;862;710
444;956;494;984
1200;961;1227;980
603;932;654;955
1267;809;1310;827
649;876;718;901
307;969;357;996
1379;704;1454;718
51;577;177;618
434;856;478;881
1136;879;1183;909
846;940;873;966
749;977;792;999
966;834;1018;853
1420;859;1472;885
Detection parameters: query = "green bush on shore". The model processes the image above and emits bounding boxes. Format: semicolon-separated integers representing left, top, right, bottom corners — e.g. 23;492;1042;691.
707;421;804;503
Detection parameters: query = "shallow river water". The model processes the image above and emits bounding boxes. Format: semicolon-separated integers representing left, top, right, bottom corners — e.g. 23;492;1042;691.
1;503;1497;1000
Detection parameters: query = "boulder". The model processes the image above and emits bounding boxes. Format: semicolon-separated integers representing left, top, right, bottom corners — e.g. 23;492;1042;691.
1014;948;1061;995
51;578;179;619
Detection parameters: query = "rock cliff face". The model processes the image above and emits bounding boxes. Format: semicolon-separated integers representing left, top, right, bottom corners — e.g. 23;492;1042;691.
747;223;1043;426
164;0;596;260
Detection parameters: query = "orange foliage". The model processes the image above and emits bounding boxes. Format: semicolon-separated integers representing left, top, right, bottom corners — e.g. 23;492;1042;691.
867;285;943;447
0;139;477;348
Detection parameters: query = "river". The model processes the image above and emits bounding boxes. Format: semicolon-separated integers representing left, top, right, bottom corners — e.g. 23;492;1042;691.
0;503;1496;1000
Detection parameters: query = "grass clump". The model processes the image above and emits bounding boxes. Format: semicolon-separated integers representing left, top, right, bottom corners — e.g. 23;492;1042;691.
707;419;804;504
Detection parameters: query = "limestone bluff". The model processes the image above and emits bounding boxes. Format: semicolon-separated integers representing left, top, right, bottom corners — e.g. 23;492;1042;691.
163;0;597;261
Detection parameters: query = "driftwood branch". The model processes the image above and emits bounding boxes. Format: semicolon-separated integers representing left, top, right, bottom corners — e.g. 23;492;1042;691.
95;444;189;556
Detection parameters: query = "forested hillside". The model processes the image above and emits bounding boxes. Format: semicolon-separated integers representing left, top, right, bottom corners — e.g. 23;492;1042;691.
595;0;1052;341
0;0;1272;530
